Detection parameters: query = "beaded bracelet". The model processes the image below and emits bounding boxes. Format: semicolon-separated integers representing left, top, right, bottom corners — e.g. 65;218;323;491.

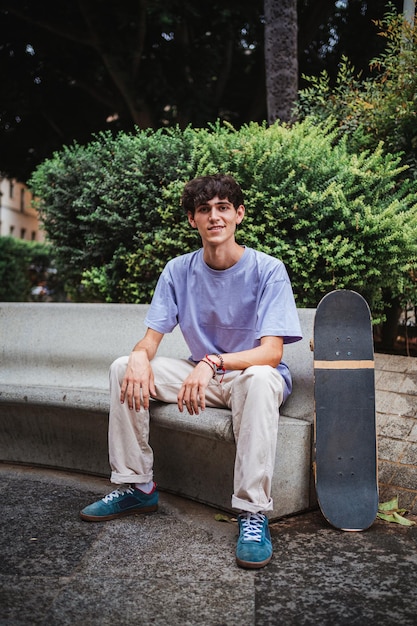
204;354;226;383
215;353;225;371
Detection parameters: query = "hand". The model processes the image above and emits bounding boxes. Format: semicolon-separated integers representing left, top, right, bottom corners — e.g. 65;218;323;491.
177;360;214;415
120;350;156;411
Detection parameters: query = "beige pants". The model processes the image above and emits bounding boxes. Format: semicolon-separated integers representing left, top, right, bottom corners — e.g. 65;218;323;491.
108;356;284;513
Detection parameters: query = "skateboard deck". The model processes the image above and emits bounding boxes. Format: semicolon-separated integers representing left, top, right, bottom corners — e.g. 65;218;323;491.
313;290;378;531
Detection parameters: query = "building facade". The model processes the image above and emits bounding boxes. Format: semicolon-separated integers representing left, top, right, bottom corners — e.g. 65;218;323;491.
0;176;45;242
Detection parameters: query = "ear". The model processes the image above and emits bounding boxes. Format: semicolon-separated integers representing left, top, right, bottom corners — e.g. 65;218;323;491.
236;205;245;225
187;211;197;228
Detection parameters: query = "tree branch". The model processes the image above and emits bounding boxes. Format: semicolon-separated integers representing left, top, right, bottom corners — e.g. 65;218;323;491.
1;2;92;47
76;0;152;127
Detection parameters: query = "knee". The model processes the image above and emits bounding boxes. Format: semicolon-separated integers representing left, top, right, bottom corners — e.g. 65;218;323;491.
244;365;284;395
109;355;128;383
245;364;275;381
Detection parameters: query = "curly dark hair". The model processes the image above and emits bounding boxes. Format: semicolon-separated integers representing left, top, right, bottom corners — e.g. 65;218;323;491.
181;174;244;216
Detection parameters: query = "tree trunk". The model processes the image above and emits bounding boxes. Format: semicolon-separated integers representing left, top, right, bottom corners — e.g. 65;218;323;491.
403;0;415;25
264;0;298;124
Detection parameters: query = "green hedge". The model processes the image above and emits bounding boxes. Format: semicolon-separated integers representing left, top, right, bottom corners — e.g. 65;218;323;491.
0;237;53;301
29;120;417;318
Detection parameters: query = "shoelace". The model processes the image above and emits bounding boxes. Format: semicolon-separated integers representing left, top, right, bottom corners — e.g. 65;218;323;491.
240;513;266;542
102;486;134;503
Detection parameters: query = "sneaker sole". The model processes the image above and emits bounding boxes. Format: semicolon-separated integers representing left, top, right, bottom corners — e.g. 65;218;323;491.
80;503;158;522
236;553;272;569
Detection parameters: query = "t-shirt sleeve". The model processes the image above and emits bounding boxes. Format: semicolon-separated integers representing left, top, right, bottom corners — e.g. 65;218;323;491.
256;264;302;344
144;266;178;334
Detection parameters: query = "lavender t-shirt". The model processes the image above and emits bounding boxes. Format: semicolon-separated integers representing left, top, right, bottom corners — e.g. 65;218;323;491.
144;247;302;401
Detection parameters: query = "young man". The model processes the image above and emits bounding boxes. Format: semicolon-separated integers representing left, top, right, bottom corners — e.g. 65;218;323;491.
80;174;302;569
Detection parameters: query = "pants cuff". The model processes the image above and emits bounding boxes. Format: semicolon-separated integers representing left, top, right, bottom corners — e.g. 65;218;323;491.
231;494;273;513
110;471;154;485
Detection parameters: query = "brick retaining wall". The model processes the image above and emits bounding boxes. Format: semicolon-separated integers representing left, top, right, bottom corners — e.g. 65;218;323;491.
375;354;417;513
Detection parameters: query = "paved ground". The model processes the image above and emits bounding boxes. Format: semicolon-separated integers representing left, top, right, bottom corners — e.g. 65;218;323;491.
1;463;417;626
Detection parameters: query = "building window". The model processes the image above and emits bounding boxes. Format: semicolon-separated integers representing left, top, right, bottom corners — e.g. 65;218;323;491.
20;228;26;239
9;180;14;198
31;231;36;241
20;187;25;212
9;225;15;236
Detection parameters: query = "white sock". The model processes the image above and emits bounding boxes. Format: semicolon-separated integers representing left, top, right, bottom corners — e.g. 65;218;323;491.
134;481;154;494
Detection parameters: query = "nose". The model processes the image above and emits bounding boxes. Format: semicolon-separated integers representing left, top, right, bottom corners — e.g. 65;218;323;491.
208;207;221;220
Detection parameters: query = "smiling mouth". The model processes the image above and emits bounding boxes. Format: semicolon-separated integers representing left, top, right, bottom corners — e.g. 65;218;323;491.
208;226;224;231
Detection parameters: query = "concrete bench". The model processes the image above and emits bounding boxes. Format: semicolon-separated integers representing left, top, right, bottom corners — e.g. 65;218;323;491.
0;302;316;519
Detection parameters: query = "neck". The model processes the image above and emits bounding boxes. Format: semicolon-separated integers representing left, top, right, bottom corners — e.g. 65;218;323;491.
203;242;244;270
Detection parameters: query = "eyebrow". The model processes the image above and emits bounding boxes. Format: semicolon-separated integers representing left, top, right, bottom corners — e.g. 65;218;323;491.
196;200;233;209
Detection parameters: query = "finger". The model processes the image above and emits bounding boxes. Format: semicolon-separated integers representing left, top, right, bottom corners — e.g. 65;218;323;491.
120;378;128;404
140;381;150;411
126;383;135;411
189;389;200;415
199;385;206;412
133;384;143;412
177;387;185;413
186;401;196;415
182;392;194;415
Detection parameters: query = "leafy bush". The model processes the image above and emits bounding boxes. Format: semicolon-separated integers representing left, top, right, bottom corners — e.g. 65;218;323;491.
0;237;53;301
30;127;195;301
29;120;417;319
297;7;417;177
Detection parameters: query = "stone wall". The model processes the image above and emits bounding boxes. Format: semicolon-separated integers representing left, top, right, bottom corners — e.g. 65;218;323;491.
375;354;417;513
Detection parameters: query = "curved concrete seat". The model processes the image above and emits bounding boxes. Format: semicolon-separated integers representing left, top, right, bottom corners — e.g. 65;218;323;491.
0;303;315;519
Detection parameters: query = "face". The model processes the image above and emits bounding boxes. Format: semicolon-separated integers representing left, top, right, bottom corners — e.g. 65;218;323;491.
187;196;245;245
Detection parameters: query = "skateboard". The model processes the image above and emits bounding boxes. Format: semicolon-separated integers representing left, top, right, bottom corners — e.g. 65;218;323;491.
313;290;378;531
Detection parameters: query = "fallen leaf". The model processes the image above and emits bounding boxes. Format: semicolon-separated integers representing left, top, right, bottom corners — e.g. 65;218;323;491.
377;496;416;526
214;514;236;523
393;512;416;527
378;496;400;512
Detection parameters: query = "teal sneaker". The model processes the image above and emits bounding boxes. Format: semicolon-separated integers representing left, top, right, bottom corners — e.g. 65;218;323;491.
80;484;158;521
236;512;272;569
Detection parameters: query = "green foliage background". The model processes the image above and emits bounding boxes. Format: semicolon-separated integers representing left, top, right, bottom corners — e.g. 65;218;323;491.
297;8;417;178
29;119;417;319
0;237;52;301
